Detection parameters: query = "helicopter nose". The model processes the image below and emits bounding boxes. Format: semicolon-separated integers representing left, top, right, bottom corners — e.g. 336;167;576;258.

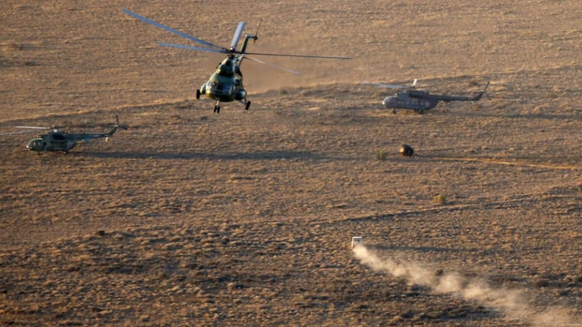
382;96;397;108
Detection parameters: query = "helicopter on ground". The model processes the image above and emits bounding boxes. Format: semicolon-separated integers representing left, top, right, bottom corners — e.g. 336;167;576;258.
1;116;126;153
364;79;490;114
123;9;351;113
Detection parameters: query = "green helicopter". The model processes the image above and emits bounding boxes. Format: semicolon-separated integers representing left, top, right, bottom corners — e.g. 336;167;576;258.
1;116;126;153
124;9;351;113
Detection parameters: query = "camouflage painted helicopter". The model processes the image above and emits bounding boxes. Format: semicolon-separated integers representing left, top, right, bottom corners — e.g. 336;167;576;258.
1;116;126;153
123;9;351;113
364;80;490;114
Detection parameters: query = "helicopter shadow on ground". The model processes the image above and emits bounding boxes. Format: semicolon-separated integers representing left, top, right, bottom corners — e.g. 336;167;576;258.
76;150;329;161
442;109;582;121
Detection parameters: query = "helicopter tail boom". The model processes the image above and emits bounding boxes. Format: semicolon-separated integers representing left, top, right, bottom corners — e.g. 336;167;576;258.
106;126;118;138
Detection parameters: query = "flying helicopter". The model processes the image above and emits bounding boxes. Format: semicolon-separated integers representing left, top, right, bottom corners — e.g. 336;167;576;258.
123;9;351;113
364;79;490;114
0;116;126;153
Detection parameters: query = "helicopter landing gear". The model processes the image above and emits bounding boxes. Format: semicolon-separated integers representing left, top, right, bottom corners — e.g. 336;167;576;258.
196;89;201;100
213;102;221;113
240;99;251;110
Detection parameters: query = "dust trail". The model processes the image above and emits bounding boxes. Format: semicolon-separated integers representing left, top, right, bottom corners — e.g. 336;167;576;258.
429;156;582;171
353;245;579;327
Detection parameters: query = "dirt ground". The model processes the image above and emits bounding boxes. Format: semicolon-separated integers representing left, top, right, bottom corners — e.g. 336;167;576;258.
2;0;582;326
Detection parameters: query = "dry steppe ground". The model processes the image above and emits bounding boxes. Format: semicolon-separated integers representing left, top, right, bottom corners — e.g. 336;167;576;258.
2;0;582;326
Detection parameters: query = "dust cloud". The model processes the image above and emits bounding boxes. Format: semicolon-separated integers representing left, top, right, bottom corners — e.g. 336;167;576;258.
353;245;579;327
242;57;353;94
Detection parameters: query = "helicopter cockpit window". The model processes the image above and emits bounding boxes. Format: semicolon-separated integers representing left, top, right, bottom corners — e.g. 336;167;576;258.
209;82;232;94
221;59;238;74
217;64;235;76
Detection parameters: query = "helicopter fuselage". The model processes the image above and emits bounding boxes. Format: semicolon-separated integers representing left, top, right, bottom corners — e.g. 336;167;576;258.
24;123;119;153
383;89;486;114
26;133;78;152
200;57;246;103
383;91;439;114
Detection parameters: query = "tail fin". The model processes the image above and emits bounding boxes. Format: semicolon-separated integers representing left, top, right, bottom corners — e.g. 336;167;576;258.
240;19;261;54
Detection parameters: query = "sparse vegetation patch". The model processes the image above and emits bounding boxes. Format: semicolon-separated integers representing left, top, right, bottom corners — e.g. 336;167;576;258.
433;194;448;205
376;150;388;161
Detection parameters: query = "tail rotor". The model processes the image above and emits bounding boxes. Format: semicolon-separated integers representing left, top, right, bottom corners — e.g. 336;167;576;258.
247;18;262;44
114;115;129;130
253;19;262;44
473;82;491;100
482;82;491;100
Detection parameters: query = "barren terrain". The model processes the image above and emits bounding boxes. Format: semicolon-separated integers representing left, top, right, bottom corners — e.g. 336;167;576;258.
2;0;582;326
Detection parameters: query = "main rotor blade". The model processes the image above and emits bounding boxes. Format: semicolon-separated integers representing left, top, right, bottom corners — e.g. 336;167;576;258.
411;79;418;89
244;52;351;60
16;126;51;130
245;56;301;75
230;22;246;50
157;42;228;54
123;9;226;51
360;82;410;89
0;130;43;136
